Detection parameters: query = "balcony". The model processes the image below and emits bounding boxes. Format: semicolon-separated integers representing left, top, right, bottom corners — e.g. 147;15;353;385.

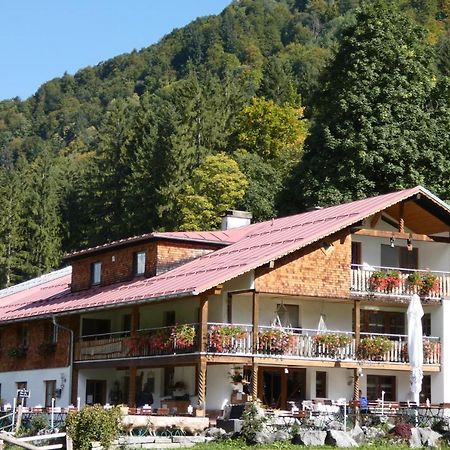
351;265;450;301
75;323;440;366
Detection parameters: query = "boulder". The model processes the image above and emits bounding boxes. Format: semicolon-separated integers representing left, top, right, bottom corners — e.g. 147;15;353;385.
350;423;365;444
418;427;441;448
273;430;290;442
328;420;345;431
202;427;226;439
251;430;275;445
293;430;327;446
363;426;386;442
325;430;359;447
409;427;421;448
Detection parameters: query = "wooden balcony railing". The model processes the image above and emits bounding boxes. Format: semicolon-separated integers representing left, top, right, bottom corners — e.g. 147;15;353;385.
75;323;441;365
351;265;450;299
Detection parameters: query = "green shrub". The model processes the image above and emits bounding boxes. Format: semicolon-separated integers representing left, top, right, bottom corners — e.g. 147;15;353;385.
240;401;267;443
29;414;48;435
65;405;121;450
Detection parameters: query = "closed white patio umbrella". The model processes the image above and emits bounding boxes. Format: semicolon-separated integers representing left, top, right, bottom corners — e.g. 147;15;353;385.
407;294;424;405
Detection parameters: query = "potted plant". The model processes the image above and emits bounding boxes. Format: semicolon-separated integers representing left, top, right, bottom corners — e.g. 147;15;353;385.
208;325;246;353
407;272;439;296
7;345;27;358
257;328;290;354
358;336;393;360
171;324;196;350
369;271;401;292
423;339;440;361
314;333;351;358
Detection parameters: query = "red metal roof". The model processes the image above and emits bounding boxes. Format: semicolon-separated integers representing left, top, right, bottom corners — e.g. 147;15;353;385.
64;229;249;260
1;186;447;323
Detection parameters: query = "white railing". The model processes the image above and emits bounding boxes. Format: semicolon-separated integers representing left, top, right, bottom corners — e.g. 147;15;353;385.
351;265;450;299
75;322;441;365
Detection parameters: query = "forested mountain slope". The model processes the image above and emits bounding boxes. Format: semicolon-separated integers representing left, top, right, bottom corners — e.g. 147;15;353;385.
0;0;449;287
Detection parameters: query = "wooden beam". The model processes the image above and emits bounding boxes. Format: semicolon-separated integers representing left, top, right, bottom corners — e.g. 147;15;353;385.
370;212;381;228
251;362;259;401
196;359;207;416
354;229;450;243
199;295;209;353
399;202;405;233
252;292;259;353
128;366;137;407
71;367;78;406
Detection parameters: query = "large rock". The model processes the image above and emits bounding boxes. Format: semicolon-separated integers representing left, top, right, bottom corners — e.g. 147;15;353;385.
363;425;386;442
350;423;365;444
273;430;290;442
409;427;421;448
325;430;359;447
328;420;345;431
418;427;441;448
293;430;327;446
251;430;275;445
202;427;226;439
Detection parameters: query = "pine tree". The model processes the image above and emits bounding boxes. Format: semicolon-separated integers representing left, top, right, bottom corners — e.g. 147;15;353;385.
282;0;449;211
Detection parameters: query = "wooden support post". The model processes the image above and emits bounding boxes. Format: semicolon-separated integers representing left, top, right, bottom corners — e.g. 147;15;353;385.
128;366;137;407
399;202;405;233
199;295;208;353
70;367;78;406
196;359;207;416
251;363;259;402
252;291;259;353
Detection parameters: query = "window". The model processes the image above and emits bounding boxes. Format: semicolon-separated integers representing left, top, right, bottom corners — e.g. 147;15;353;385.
82;318;111;339
361;310;405;335
134;251;146;276
164;311;176;327
351;242;362;267
16;381;28;406
366;375;396;401
316;371;327;398
45;380;56;407
163;367;174;396
420;375;431;404
122;314;132;335
381;244;418;271
44;321;58;343
276;304;299;328
91;262;102;286
17;324;28;348
422;313;431;336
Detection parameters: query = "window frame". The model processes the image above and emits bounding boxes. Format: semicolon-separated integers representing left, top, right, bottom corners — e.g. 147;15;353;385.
90;261;102;286
133;251;146;276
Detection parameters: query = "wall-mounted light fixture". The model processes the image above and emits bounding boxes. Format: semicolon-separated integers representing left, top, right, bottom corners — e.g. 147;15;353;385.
390;235;395;248
407;233;413;251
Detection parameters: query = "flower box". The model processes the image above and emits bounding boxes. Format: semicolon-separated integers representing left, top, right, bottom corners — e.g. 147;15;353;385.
314;333;351;358
407;272;439;296
369;270;401;292
358;336;393;360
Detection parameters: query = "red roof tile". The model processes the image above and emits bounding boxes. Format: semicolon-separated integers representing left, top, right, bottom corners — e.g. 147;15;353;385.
1;186;448;323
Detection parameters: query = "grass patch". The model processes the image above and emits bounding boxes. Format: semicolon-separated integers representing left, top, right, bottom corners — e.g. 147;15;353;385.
193;439;413;450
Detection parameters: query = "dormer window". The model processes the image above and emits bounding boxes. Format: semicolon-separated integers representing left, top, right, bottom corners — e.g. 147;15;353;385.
134;251;146;276
91;261;102;286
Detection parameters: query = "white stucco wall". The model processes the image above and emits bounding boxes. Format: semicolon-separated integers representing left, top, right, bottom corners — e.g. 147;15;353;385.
0;367;70;407
206;364;237;411
431;298;450;403
353;235;450;272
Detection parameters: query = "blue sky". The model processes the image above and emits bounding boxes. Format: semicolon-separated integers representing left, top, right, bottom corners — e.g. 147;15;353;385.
0;1;231;101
